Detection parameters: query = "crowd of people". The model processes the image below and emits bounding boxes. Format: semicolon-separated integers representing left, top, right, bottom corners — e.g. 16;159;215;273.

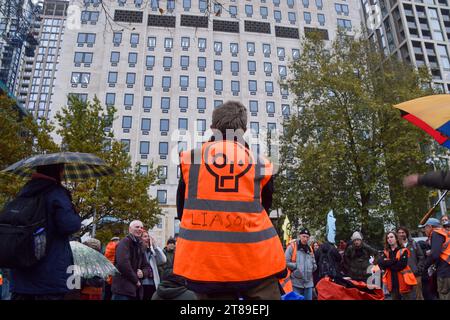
0;101;449;301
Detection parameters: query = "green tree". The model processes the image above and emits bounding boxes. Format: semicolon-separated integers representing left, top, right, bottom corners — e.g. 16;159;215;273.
0;94;58;207
55;96;161;234
275;33;433;246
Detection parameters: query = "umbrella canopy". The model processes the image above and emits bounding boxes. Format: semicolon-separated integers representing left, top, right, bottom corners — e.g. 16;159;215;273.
394;94;450;149
1;152;113;180
70;241;119;279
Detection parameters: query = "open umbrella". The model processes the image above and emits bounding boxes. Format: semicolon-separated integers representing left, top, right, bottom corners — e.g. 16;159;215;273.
1;152;113;180
70;241;119;279
394;94;450;149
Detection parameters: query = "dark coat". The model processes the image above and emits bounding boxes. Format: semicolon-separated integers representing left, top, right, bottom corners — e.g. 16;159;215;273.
315;242;343;280
10;176;82;294
343;242;378;281
111;235;151;298
158;247;175;278
377;247;408;292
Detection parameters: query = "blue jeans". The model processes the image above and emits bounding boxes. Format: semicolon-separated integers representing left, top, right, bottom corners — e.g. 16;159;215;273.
294;287;313;300
1;279;10;300
112;294;133;300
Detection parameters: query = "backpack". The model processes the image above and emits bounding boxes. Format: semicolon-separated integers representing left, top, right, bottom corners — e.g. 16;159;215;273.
0;184;55;269
318;246;337;279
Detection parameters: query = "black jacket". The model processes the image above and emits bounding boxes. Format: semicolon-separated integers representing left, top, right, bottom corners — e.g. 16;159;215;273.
378;247;408;292
419;170;450;189
423;231;450;278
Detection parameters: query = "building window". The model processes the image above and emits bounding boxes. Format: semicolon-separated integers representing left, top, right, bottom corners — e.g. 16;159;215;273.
260;6;268;18
161;97;170;110
335;3;349;16
231;80;240;93
247;42;255;55
288;12;296;24
146;55;155;68
197;97;206;110
74;52;93;64
214;60;223;74
249;100;258;113
248;61;256;73
199;0;207;12
274;10;282;22
143;96;152;109
167;0;175;12
113;32;122;45
197;119;206;132
128;52;138;65
273;0;280;6
197;76;206;90
214;100;223;108
81;10;100;23
121;139;130;152
183;0;191;11
265;81;274;94
316;0;323;9
180;76;189;88
157;190;167;204
198;57;206;70
130;33;139;46
337;19;352;31
214;41;222;54
106;93;115;106
266;101;275;114
230;43;239;55
231;61;239;73
279;65;287;78
318;13;325;26
229;5;237;17
124;94;134;107
178;141;188;153
304;12;312;24
214;79;223;93
163;57;172;70
140;141;150;154
250;122;259;135
165;38;173;49
264;62;272;74
249;80;257;93
160;119;169;132
245;5;253;17
71;72;90;84
282;104;290;117
181;37;190;50
141;118;151;131
198;38;207;51
438;45;450;70
144;75;154;88
292;49;300;60
263;43;271;57
139;165;149;175
158;166;168;179
159;142;168;155
126;73;136;86
162;76;171;90
303;0;310;8
277;47;285;60
77;33;96;45
148;37;156;49
110;51;120;64
178;118;188;130
180;55;189;68
122;116;132;129
179;96;188;109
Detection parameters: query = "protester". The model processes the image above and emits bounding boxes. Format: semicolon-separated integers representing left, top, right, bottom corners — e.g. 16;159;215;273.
9;164;81;300
397;226;425;300
111;220;151;300
311;241;321;287
141;230;166;300
441;215;449;226
159;237;176;277
151;269;197;301
103;236;120;300
404;171;450;300
378;231;417;300
421;219;450;300
418;218;440;300
285;228;317;300
80;238;104;300
315;241;342;281
174;101;286;300
343;231;378;282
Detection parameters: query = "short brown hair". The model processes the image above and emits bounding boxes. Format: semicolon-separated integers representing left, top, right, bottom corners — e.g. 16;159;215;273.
211;101;247;134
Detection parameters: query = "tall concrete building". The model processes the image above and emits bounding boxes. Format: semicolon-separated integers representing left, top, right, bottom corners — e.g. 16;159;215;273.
361;0;450;92
0;0;41;100
45;0;362;244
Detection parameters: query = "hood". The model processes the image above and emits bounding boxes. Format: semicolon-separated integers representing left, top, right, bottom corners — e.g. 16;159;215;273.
156;279;188;299
17;177;58;198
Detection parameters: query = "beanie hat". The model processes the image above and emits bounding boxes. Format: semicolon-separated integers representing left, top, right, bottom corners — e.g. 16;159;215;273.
299;228;310;236
351;231;363;241
167;237;176;245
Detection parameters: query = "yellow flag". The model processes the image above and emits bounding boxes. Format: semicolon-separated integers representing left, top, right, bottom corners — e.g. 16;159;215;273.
281;215;291;246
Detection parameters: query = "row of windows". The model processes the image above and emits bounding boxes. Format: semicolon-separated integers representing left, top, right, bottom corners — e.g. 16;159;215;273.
104;93;291;114
121;116;279;134
102;75;286;97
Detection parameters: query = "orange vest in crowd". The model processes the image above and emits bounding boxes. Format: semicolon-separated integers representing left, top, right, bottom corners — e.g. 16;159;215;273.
0;273;3;286
279;241;297;294
104;241;118;285
433;228;450;264
173;139;286;283
382;248;417;294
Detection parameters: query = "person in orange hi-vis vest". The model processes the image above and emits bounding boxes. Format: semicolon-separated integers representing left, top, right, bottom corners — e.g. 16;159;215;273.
174;101;287;300
103;237;120;300
378;231;417;300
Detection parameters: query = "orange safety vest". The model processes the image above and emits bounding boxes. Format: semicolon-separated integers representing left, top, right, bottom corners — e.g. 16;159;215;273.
279;241;297;294
173;139;286;282
0;273;3;286
382;248;417;294
104;241;118;285
433;228;450;265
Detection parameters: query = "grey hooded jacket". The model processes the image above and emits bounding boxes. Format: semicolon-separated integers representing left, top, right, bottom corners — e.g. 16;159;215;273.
285;242;317;289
